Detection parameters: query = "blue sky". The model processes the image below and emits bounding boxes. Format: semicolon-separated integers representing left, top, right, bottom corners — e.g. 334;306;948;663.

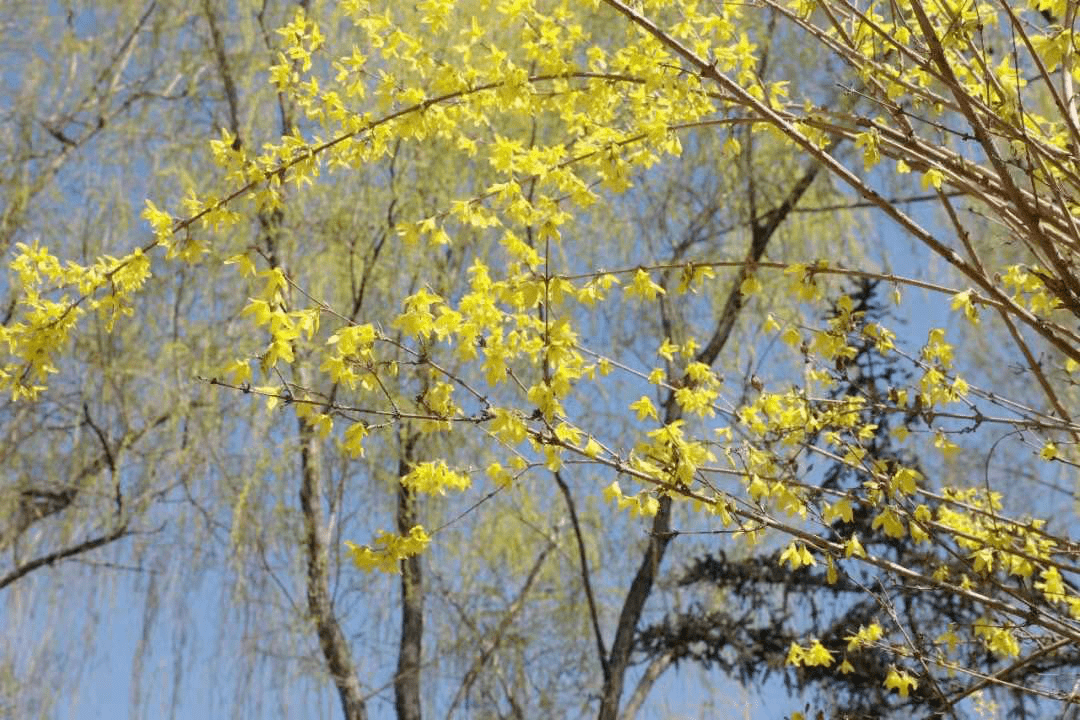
5;2;1079;719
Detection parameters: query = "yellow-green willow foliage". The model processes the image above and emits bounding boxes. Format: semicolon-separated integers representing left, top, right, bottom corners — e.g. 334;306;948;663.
7;0;1080;715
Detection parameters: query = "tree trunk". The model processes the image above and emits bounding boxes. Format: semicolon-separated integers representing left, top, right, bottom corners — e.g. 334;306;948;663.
299;420;367;720
395;436;423;720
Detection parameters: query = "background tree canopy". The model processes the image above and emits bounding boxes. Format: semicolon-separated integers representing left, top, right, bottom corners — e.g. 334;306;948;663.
2;0;1079;718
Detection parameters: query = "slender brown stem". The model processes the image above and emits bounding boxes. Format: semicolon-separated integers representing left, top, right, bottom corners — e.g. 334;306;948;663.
553;470;609;682
395;432;423;720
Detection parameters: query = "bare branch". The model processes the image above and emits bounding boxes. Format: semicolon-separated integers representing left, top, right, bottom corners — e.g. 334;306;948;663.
0;525;130;591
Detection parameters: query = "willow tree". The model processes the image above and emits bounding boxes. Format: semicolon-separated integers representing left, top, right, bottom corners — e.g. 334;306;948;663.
0;1;224;713
0;1;497;717
4;0;1080;718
